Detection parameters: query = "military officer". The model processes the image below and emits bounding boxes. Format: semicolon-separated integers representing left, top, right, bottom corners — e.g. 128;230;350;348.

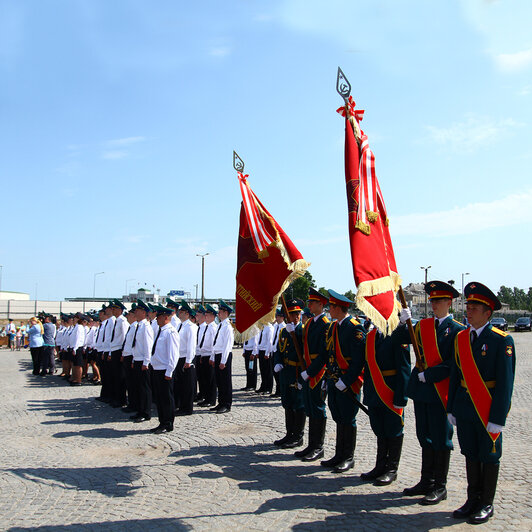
273;298;306;449
108;300;129;407
447;282;515;524
121;305;137;412
400;281;466;505
319;290;365;473
242;331;259;391
255;320;274;394
298;288;330;462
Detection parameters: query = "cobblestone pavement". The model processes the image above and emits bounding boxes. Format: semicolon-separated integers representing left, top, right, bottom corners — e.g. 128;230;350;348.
1;335;531;532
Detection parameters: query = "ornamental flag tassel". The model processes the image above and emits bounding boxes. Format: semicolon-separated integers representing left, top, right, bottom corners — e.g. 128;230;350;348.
337;90;401;335
234;157;309;340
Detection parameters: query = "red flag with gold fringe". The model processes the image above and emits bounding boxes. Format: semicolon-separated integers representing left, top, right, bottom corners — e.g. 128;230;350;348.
338;96;401;334
235;172;309;339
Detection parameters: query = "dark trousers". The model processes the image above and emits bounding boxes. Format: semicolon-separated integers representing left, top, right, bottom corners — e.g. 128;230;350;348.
198;356;217;404
30;347;43;374
131;360;152;416
110;350;126;405
243;350;257;389
258;350;273;392
214;352;232;407
99;352;112;400
40;346;55;372
122;355;134;406
194;354;201;399
151;368;175;428
173;358;195;414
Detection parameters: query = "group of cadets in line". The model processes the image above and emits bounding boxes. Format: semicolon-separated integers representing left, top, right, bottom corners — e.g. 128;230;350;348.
53;298;234;434
272;282;514;526
47;279;514;526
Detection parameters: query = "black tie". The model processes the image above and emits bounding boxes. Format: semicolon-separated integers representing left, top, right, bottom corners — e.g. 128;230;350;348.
96;325;102;342
435;319;439;330
213;324;222;346
152;328;162;355
259;331;263;344
470;330;477;345
121;324;130;350
132;324;139;347
197;326;200;342
178;323;183;333
111;319;118;341
200;326;208;348
102;322;106;342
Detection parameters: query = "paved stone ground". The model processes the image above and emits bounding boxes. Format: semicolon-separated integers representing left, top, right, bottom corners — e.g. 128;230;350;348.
1;335;531;532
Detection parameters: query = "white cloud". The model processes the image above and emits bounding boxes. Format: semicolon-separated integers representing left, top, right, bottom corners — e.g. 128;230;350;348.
102;150;127;160
425;114;523;152
102;136;146;160
209;46;231;57
106;136;146;147
495;48;532;72
391;189;532;238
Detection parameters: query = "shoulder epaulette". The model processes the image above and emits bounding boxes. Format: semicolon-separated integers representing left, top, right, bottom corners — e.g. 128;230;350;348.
491;326;508;337
321;315;330;324
350;318;360;326
452;319;464;326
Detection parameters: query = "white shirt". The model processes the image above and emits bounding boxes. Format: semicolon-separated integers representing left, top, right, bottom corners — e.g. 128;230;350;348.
110;314;129;351
270;321;286;355
244;333;259;355
94;322;105;351
56;326;65;348
151;323;180;378
122;322;137;357
213;317;234;364
132;319;154;366
84;326;96;349
71;323;86;351
201;321;217;358
257;324;274;352
177;319;197;363
65;325;75;349
151;319;159;337
171;315;180;330
101;316;116;354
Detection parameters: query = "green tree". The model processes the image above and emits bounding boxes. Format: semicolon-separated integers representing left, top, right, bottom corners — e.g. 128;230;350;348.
283;270;316;301
318;286;329;298
497;285;514;308
513;287;527;310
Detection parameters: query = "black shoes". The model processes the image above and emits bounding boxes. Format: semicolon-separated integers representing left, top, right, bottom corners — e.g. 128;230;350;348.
468;504;494;524
216;406;231;414
176;410;193;416
122;406;137;413
133;416;151;423
152;425;173;434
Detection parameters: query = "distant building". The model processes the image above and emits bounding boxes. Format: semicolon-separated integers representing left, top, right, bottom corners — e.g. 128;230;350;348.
0;291;30;301
122;288;161;304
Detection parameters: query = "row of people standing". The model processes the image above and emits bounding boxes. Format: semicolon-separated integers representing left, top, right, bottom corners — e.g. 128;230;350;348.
271;282;515;526
54;298;235;433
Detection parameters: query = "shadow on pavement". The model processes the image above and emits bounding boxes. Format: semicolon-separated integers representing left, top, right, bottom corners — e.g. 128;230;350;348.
8;517;191;531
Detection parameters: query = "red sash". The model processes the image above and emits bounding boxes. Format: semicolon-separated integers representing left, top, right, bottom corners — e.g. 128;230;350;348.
303;318;326;389
456;329;500;448
366;329;403;417
334;320;364;394
419;318;449;409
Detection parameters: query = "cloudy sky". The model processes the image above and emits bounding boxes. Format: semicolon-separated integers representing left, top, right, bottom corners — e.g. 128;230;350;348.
1;0;531;300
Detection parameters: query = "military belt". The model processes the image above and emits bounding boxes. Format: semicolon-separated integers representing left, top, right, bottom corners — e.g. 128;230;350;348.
461;379;496;389
283;359;300;367
381;369;397;376
309;353;318;360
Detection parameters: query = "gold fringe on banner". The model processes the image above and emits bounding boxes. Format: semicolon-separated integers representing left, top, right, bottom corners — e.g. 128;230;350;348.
366;210;378;223
355;220;371;235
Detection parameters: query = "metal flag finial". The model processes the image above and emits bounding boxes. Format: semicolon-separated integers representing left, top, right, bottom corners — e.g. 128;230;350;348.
233;151;245;173
336;66;351;101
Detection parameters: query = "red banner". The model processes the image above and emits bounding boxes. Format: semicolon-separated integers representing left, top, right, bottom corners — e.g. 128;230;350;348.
340;100;401;334
235;174;309;339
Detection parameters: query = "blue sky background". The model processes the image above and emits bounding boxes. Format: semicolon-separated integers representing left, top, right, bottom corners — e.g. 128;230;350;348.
1;0;531;301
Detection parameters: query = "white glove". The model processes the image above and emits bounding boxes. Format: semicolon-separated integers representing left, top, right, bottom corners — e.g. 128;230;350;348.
447;413;457;426
297;382;302;390
274;364;283;373
418;371;426;383
300;370;309;381
286;323;295;333
335;379;347;391
486;422;503;434
399;307;412;324
393;404;403;410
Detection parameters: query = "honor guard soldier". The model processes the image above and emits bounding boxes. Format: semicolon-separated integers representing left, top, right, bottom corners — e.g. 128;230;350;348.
150;304;180;434
100;304;116;403
400;281;466;505
108;300;129;408
320;290;366;473
255;320;274;394
298;288;330;462
273;298;306;449
447;283;515;524
358;326;411;485
197;304;218;407
121;305;137;412
242;332;259;391
301;307;313;326
270;309;286;397
210;300;234;414
70;313;86;386
130;299;154;422
194;305;207;402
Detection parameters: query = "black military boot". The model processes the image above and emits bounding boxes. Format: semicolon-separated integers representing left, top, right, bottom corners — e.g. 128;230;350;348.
274;409;294;446
302;417;326;462
421;449;451;505
453;459;482;518
468;462;499;525
294;415;314;458
361;437;388;481
375;435;404;486
282;409;306;448
333;425;356;473
403;446;435;496
321;424;342;468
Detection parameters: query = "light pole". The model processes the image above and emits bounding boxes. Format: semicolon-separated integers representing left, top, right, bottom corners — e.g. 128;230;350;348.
461;272;470;318
0;265;3;295
125;278;136;295
196;253;209;306
93;272;105;298
420;265;431;317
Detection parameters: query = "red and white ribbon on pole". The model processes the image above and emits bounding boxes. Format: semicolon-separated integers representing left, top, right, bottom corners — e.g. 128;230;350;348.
237;172;274;254
336;95;365;123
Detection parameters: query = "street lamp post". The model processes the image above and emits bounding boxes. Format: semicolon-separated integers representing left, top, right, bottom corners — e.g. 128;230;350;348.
93;272;105;299
0;265;3;295
196;253;209;306
420;265;432;318
461;272;470;318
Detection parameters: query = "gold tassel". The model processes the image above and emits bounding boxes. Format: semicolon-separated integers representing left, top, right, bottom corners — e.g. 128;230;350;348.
355;219;371;235
366;210;378;223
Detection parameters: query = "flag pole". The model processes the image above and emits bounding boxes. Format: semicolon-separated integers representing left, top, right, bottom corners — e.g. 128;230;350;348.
336;67;424;369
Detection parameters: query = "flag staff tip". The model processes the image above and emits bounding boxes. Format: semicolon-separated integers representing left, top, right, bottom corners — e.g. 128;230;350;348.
233;151;245;173
336;66;351;101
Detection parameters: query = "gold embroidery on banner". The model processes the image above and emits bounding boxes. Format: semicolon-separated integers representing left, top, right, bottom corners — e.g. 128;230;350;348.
236;284;264;312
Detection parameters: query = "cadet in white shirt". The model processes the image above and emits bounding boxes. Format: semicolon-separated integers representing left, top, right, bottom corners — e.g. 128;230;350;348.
210;300;235;414
70;313;86;386
271;310;286;397
256;322;274;394
174;300;197;416
197;304;218;407
193;305;207;403
108;299;129;408
242;332;259;391
121;305;137;413
94;308;110;401
150;304;180;434
130;300;154;423
99;305;116;403
86;315;101;384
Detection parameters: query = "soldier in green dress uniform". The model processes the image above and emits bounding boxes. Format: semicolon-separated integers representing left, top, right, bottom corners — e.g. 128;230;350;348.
447;282;515;525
